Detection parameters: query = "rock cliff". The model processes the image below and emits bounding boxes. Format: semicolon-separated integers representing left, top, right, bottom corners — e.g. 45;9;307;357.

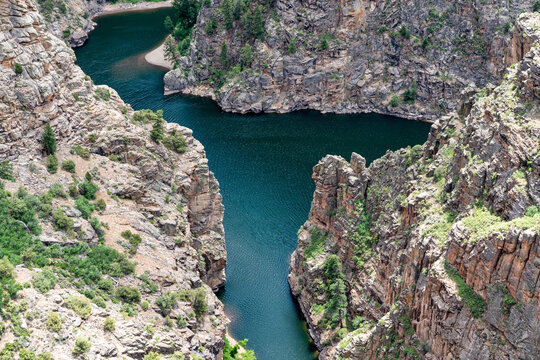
289;11;540;360
164;0;536;119
0;0;228;358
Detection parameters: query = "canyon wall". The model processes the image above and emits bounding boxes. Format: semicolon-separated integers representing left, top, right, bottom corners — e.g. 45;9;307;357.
288;12;540;360
165;0;536;119
0;0;227;358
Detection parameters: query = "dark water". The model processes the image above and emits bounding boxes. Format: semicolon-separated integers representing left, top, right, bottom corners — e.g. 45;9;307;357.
75;9;431;360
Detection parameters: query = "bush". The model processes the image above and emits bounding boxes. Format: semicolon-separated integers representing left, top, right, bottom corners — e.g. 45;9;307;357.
165;315;174;327
0;160;15;181
78;179;98;200
162;130;187;153
95;87;110;101
65;296;92;319
70;145;90;160
72;336;91;355
400;26;411;39
240;44;253;69
116;286;141;303
132;109;164;124
389;95;400;107
104;316;115;331
92;296;106;308
49;183;67;198
443;260;486;318
42;123;57;155
176;315;186;328
139;272;158;293
180;288;207;320
0;257;14;280
402;80;418;104
52;208;74;231
46;155;58;174
144;352;162;360
14;62;23;74
94;199;106;212
121;230;142;255
32;269;57;293
61;160;76;173
141;300;149;310
75;196;94;219
534;1;540;12
68;184;79;197
288;36;297;53
97;278;114;293
155;291;178;313
46;312;62;332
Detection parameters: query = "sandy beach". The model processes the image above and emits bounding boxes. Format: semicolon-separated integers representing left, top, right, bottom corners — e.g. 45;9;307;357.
94;0;173;18
144;41;174;70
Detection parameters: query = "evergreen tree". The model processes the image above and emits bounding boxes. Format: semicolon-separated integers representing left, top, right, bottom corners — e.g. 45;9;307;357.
42;123;57;155
164;16;174;33
288;36;296;53
252;4;265;41
220;42;229;69
150;115;165;143
221;0;234;30
241;9;253;38
163;35;181;65
240;44;253;69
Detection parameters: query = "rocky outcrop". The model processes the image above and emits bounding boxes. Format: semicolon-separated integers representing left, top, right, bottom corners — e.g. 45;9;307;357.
0;0;227;358
288;11;540;360
165;0;536;119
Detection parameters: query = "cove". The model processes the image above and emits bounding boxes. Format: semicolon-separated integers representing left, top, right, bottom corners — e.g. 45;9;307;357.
74;9;431;360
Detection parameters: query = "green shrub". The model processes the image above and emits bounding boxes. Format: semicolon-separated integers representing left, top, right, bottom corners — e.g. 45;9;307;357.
14;63;23;74
104;316;115;331
165;315;174;328
240;44;253;69
92;296;106;308
61;160;76;173
288;36;297;53
143;352;162;360
139;272;158;293
0;257;14;280
32;269;57;293
163;130;187;153
94;199;106;212
49;183;67;198
402;80;418;104
443;260;486;318
46;312;62;332
534;1;540;12
72;336;91;355
141;300;149;310
319;37;328;50
400;26;411;39
65;296;92;319
97;278;114;293
179;288;207;320
42;123;57;155
70;145;90;160
132;109;164;124
525;205;539;217
0;160;15;181
95;87;110;101
389;95;400;107
52;208;74;231
156;291;178;313
75;196;94;219
46;155;58;174
78;179;98;200
121;230;142;255
116;286;141;303
176;315;186;328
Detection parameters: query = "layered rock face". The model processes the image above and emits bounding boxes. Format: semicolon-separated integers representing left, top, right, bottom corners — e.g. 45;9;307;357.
165;0;535;119
0;0;227;358
35;0;106;47
289;12;540;360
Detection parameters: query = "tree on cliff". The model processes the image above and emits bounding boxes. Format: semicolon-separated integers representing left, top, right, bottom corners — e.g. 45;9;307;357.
252;4;265;41
42;123;57;155
240;44;253;70
150;115;165;143
173;0;201;40
220;42;229;69
164;35;181;65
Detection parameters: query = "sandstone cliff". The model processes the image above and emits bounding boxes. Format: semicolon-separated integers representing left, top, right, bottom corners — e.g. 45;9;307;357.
164;0;536;119
0;0;228;358
288;11;540;360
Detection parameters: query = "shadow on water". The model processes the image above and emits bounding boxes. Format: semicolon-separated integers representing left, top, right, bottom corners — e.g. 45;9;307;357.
74;8;432;360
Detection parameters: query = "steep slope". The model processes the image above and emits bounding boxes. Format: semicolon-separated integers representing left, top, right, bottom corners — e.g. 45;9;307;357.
288;12;540;360
164;0;535;119
0;0;228;358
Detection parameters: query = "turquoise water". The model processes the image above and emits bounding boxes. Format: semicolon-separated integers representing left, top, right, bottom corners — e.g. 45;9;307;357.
74;9;431;360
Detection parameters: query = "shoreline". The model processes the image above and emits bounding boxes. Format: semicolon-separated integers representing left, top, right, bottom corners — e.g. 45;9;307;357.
92;0;173;19
144;40;174;70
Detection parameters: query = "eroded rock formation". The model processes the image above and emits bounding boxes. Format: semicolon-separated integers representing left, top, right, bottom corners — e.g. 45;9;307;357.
289;12;540;360
0;0;227;357
165;0;536;119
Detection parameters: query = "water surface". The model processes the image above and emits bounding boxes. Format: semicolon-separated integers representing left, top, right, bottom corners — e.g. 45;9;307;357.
75;9;431;360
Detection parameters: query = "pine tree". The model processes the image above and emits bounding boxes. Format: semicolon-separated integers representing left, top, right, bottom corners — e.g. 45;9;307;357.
221;0;234;30
164;16;174;33
150;116;165;143
240;44;253;69
220;42;229;69
252;4;265;41
288;36;296;53
42;123;57;155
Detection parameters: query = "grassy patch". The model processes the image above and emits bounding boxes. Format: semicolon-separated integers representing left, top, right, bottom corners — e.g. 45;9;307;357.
443;260;486;318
